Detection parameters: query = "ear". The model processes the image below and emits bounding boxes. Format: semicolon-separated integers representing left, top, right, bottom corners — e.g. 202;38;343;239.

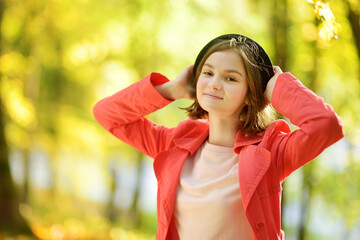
244;96;249;105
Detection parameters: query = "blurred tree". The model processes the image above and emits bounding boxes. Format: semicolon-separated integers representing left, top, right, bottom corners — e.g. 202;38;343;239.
269;0;290;233
128;151;145;228
0;0;32;235
271;0;289;71
345;0;360;61
297;22;321;240
106;160;118;222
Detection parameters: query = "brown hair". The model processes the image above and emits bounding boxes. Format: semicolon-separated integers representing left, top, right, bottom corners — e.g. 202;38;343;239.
183;38;276;134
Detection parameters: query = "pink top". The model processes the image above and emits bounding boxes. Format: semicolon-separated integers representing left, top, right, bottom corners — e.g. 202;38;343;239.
174;140;253;239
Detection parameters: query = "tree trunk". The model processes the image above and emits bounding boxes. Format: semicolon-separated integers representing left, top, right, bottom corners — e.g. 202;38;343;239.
346;0;360;62
128;151;145;228
297;164;315;240
271;0;289;230
0;0;33;235
297;32;320;240
0;86;20;232
345;0;360;92
271;0;288;71
106;160;119;222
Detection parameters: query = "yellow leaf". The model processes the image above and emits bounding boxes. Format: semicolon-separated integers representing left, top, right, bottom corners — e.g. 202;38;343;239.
307;0;341;41
319;20;341;42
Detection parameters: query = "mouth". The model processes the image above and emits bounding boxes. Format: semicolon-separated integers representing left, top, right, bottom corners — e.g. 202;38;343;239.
203;92;223;100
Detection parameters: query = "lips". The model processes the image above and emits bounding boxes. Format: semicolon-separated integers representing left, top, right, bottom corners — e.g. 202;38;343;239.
203;92;223;100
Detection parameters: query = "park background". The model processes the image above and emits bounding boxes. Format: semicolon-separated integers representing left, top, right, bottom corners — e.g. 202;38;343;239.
0;0;359;239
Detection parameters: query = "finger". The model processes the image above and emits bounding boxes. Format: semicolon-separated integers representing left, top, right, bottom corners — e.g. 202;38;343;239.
273;66;283;74
187;64;195;75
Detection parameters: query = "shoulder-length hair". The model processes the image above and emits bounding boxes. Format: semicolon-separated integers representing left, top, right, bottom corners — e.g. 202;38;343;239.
183;38;276;134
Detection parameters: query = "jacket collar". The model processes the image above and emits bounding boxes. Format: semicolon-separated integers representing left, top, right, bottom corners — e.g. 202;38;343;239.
173;124;209;155
173;119;264;154
234;131;264;153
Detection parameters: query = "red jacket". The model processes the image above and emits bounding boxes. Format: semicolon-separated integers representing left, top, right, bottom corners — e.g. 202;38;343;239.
93;72;344;240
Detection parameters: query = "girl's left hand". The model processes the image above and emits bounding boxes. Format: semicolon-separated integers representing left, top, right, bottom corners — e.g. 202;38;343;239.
155;64;195;100
265;66;283;103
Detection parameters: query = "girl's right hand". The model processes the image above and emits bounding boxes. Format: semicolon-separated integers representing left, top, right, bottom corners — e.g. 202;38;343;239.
155;64;196;100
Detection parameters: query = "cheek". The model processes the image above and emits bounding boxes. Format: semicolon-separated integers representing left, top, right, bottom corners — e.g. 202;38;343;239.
196;78;204;98
231;88;248;106
196;77;204;88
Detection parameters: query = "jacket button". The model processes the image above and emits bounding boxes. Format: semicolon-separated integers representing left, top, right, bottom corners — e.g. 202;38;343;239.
256;221;264;230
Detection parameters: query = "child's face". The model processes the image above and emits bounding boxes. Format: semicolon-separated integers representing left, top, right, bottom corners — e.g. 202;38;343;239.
196;49;248;120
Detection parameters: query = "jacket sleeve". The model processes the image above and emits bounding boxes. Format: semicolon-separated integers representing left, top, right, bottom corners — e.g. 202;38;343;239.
92;72;176;158
270;72;344;180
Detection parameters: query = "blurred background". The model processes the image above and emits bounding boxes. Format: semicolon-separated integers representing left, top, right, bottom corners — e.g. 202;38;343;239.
0;0;359;239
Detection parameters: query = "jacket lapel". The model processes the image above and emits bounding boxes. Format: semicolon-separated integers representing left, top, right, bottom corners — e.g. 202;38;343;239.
153;149;189;226
238;145;271;210
153;121;209;230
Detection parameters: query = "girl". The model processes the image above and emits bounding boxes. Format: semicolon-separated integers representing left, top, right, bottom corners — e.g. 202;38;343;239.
93;34;344;240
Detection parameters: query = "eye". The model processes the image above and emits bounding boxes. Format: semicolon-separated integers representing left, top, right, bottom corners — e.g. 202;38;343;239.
202;71;213;76
226;77;237;82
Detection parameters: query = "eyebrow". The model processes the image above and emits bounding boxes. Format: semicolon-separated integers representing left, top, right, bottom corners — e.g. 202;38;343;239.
204;63;243;76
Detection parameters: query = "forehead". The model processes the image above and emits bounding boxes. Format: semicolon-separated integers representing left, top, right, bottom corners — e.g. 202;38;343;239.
204;49;245;70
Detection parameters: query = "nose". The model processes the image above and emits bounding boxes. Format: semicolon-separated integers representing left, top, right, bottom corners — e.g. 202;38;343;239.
209;76;222;91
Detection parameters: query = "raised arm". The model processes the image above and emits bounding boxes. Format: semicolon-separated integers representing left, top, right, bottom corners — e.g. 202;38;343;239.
265;69;344;180
93;65;196;158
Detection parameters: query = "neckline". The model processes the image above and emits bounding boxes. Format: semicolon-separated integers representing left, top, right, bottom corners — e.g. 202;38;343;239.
203;140;235;153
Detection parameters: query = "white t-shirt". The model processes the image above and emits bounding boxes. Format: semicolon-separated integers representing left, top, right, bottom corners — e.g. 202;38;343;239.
174;140;254;239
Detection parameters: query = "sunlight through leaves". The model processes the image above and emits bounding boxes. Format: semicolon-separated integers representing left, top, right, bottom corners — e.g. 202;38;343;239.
307;0;341;41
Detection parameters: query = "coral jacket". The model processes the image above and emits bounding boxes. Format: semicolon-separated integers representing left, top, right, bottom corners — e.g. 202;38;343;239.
93;72;344;240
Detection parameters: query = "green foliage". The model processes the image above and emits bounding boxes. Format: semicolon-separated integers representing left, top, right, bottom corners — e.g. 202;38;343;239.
316;153;360;229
